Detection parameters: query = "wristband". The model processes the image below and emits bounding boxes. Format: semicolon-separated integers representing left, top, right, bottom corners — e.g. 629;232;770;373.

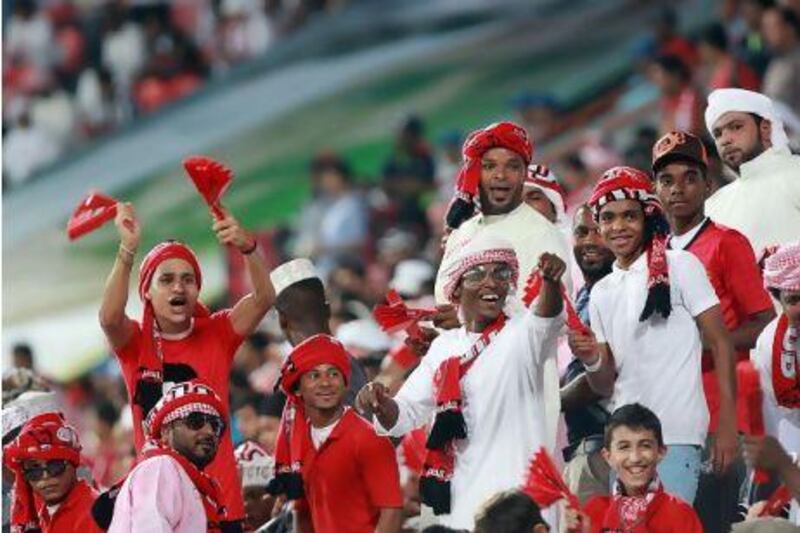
583;353;603;373
241;240;258;255
119;244;137;257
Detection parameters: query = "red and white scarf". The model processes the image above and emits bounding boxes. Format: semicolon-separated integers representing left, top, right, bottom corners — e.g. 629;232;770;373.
420;314;507;515
772;314;800;409
605;476;666;532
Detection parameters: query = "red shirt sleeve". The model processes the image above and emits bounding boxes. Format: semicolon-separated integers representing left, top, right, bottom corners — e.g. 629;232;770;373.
583;496;611;533
209;309;246;362
719;231;773;317
357;429;403;509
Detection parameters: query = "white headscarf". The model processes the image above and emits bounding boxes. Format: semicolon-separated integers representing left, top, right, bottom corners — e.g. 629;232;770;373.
704;88;790;151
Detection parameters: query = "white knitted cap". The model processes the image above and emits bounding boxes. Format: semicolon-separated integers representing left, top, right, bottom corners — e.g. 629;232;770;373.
270;258;319;297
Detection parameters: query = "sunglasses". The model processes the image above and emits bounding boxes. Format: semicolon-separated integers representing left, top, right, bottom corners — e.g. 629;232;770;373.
461;265;513;288
23;460;68;482
178;412;225;437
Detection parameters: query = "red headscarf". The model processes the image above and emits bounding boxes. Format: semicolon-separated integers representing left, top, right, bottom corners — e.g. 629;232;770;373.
445;122;533;230
3;413;82;533
269;334;351;500
588;166;672;321
134;241;210;419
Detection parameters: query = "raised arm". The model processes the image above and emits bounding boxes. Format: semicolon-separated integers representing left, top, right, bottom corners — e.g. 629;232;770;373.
213;211;274;336
534;253;565;318
98;202;139;350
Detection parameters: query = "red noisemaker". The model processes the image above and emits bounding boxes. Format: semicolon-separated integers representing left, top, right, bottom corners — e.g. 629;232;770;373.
373;290;437;341
522;447;580;510
183;156;233;220
66;191;119;240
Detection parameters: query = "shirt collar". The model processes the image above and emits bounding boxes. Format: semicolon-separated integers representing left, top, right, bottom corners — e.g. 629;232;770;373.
478;202;526;225
612;250;647;274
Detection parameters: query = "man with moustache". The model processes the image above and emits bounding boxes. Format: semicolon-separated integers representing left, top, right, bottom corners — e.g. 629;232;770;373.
704;88;800;255
560;205;616;505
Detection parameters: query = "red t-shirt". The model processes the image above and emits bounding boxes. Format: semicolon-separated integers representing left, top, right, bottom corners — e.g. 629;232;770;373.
584;492;703;533
300;409;403;533
114;310;245;519
678;220;773;433
36;480;102;533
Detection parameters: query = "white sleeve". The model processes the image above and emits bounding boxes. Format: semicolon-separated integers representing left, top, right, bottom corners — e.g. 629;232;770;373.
588;289;607;344
112;457;185;533
524;309;565;366
375;344;441;437
675;252;720;317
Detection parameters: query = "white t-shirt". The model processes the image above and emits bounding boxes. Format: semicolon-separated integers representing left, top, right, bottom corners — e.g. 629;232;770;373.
750;316;800;454
376;307;563;530
589;249;719;445
310;418;341;450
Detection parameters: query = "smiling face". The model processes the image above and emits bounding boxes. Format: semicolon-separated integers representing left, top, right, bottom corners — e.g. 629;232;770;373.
572;207;615;282
22;459;77;506
298;363;347;414
710;111;771;173
162;413;222;469
148;258;200;333
478;148;526;215
603;425;666;497
597;199;646;268
453;261;512;331
654;160;709;225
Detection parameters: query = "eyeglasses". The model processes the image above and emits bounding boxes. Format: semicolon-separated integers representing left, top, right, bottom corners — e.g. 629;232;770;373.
23;460;68;482
179;412;225;437
461;265;513;288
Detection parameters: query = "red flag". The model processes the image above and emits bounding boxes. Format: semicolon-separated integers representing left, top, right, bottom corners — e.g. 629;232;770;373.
373;290;436;340
759;485;792;517
183;156;233;220
67;192;118;241
522;271;589;335
740;361;770;484
522;447;580;509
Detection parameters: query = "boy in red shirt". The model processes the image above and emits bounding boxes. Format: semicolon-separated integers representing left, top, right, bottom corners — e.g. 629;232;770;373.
270;334;403;533
98;202;274;529
4;413;101;533
567;404;703;533
653;130;776;531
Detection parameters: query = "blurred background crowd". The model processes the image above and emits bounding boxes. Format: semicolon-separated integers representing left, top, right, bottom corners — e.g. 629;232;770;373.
3;0;800;530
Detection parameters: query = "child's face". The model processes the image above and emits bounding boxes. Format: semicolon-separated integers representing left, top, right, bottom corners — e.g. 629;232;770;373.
602;426;666;496
780;290;800;325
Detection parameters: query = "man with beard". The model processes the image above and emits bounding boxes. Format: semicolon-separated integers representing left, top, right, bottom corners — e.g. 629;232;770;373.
653;130;776;532
560;205;615;505
109;381;229;532
99;203;273;529
359;234;566;529
435;121;570;454
704;88;800;255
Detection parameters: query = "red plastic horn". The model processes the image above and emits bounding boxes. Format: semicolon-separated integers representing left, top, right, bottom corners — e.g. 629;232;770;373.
183;156;233;220
67;191;118;240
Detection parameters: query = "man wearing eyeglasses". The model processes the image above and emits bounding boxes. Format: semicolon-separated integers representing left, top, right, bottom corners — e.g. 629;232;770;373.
3;412;101;533
108;381;231;532
357;234;565;530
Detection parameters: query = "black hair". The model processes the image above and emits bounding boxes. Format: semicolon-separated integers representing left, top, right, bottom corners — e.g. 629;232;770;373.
474;490;548;533
232;391;262;413
604;403;665;448
12;343;33;358
259;393;286;418
95;400;120;427
653;54;692;83
699;22;728;51
275;278;329;325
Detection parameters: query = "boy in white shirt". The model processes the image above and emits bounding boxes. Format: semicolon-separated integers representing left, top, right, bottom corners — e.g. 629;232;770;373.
568;166;737;504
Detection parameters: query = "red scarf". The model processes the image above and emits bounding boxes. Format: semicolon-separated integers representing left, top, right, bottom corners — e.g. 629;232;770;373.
133;242;210;419
772;314;800;408
420;314;507;515
3;413;82;533
445;122;532;230
588;166;671;322
522;270;588;334
603;477;667;532
140;441;227;530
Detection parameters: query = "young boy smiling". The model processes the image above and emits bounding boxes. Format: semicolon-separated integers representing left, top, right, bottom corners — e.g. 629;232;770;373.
574;404;703;532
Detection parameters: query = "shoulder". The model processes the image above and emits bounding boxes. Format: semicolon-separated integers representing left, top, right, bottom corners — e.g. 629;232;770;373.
710;222;754;249
424;329;463;364
584;495;611;519
666;249;705;273
128;455;183;481
755;316;781;353
661;493;701;520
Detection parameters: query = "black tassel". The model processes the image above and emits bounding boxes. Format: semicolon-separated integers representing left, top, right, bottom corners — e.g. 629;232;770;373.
639;282;671;322
426;409;467;450
133;378;163;417
445;198;475;231
91;484;122;529
419;476;451;515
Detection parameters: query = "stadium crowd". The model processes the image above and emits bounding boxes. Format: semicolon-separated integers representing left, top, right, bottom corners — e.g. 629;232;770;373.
4;1;800;532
